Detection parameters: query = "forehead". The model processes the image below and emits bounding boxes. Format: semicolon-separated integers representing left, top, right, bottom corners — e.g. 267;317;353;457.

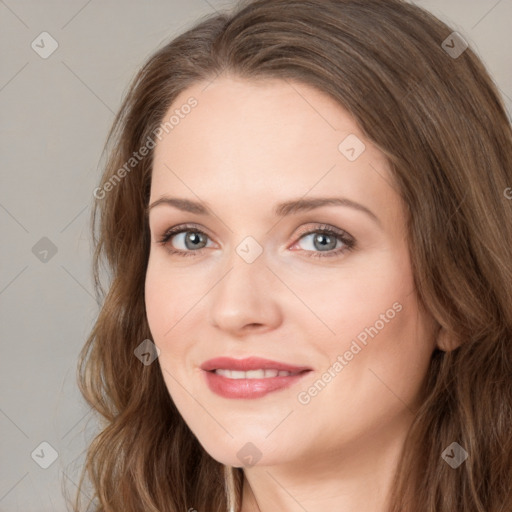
150;76;401;225
154;76;360;166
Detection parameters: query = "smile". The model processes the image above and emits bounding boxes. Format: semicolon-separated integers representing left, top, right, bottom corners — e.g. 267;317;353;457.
202;368;311;399
213;368;302;379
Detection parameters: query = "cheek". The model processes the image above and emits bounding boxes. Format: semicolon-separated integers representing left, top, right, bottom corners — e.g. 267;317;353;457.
144;254;200;340
144;256;208;390
144;261;167;339
144;261;211;441
297;293;434;451
307;247;434;398
301;250;416;348
315;284;434;417
144;264;191;398
368;290;436;398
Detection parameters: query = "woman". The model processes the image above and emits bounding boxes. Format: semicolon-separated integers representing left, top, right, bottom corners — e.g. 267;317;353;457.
75;0;512;510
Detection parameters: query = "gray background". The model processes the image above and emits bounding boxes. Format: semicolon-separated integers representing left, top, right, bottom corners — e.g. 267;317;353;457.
0;1;510;510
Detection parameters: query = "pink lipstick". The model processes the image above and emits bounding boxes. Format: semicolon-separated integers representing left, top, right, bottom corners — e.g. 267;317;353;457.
200;356;312;399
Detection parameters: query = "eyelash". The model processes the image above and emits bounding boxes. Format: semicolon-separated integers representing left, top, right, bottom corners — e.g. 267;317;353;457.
156;223;356;259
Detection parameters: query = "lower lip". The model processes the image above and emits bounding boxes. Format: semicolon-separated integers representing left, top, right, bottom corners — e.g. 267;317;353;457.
202;369;311;399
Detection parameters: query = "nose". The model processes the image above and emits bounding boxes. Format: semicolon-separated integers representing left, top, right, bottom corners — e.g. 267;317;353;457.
208;248;283;336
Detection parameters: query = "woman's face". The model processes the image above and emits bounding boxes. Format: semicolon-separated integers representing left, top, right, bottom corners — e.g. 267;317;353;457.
145;76;437;469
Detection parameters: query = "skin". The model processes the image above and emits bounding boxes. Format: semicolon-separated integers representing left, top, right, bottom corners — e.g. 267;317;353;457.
145;75;439;512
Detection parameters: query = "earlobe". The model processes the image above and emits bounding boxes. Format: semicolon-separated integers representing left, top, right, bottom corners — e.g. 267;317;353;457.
436;327;461;352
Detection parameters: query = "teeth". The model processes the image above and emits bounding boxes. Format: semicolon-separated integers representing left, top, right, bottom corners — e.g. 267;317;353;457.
213;369;297;379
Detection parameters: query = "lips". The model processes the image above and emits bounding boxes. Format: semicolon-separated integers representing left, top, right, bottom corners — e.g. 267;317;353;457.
200;356;312;399
200;356;312;373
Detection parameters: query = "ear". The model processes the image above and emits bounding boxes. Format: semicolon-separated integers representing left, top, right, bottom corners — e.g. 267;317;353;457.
436;326;462;352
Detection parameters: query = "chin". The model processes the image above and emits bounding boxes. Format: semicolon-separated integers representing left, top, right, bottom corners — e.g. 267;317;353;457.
195;436;271;468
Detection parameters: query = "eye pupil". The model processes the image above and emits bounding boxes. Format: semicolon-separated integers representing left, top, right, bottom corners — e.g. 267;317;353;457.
314;233;336;251
185;232;206;250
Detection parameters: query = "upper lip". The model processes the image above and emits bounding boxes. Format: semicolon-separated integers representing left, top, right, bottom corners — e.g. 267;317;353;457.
200;356;312;373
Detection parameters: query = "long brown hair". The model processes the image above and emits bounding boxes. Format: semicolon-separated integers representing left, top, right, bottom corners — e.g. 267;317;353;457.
73;0;512;510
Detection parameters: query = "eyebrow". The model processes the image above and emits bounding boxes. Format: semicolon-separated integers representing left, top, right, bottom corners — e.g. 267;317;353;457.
147;196;381;226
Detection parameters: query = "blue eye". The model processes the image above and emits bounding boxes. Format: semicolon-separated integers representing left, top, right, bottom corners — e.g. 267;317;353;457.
157;223;356;259
292;226;355;258
157;225;210;257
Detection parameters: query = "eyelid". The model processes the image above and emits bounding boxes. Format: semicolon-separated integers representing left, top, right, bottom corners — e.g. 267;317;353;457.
294;223;351;240
157;223;213;244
